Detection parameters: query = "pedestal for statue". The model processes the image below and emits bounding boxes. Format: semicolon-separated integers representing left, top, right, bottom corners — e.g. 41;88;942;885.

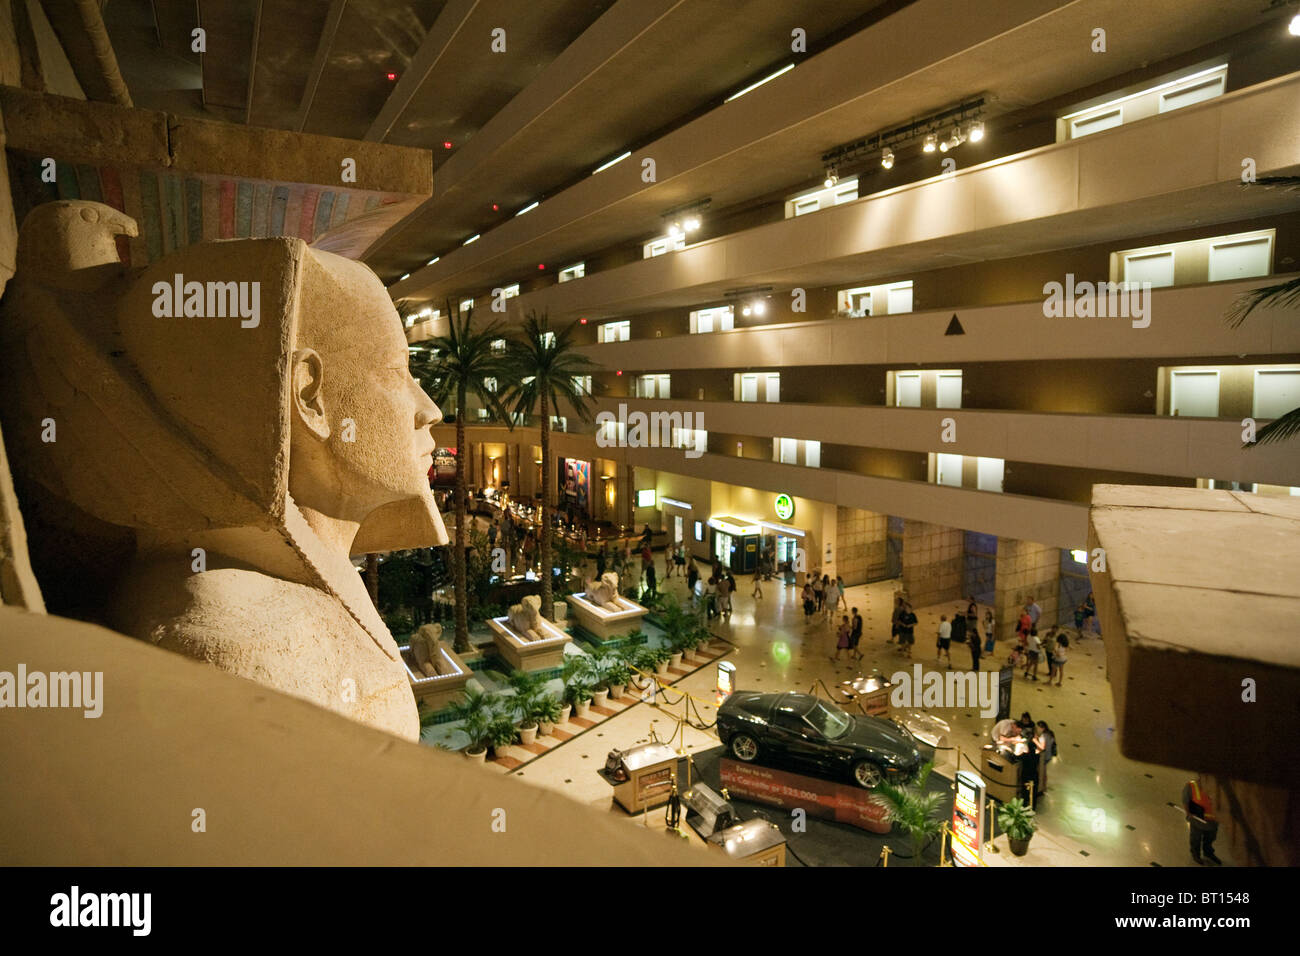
400;624;472;711
565;572;649;641
718;757;892;833
489;595;572;671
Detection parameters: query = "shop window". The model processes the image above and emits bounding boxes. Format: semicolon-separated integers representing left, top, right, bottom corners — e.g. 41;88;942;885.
558;263;585;282
784;178;859;218
837;280;913;317
643;234;686;258
1059;63;1227;141
894;372;922;408
635;374;670;399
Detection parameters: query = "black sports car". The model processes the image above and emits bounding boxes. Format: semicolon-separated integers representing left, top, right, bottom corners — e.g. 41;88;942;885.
717;691;923;789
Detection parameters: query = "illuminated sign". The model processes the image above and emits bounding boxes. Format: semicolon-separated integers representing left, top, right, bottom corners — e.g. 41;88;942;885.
774;493;795;521
708;517;761;536
637;489;657;508
951;769;985;867
660;497;691;510
716;661;737;705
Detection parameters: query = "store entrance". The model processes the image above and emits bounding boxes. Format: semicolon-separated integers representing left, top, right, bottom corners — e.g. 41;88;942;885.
713;531;732;568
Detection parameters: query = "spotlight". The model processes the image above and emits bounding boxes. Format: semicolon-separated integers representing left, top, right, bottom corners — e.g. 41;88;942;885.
824;167;839;188
684;216;701;232
923;133;937;153
968;121;985;142
742;306;751;316
1291;13;1300;36
881;148;894;169
939;139;949;153
669;221;683;239
752;300;766;316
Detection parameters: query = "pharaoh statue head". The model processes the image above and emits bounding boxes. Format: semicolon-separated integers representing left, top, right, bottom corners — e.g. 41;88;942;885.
0;200;447;739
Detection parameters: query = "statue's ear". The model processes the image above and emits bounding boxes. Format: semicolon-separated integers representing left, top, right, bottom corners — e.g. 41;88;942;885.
291;348;329;440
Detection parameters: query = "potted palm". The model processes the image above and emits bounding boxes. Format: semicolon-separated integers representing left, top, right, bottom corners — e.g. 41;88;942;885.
997;798;1038;856
562;655;595;718
485;711;518;758
508;670;548;745
872;761;946;864
603;653;632;701
449;688;493;763
532;693;565;737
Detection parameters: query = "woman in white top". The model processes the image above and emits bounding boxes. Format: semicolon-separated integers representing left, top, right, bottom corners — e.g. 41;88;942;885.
1052;634;1068;687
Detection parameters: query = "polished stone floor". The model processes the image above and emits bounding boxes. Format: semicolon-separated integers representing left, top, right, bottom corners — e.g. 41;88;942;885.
480;566;1225;867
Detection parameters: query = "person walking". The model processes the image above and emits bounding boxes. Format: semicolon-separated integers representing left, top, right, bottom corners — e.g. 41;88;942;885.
897;602;917;658
1034;721;1056;796
1052;634;1068;686
716;572;733;617
983;609;996;654
834;575;848;611
801;580;816;623
1042;628;1058;683
686;557;699;602
1023;628;1042;681
968;622;982;670
937;615;953;666
890;595;904;644
951;607;967;661
812;573;826;614
850;607;864;661
664;541;676;580
833;615;851;662
644;559;657;599
702;574;717;620
751;565;763;600
1182;778;1222;865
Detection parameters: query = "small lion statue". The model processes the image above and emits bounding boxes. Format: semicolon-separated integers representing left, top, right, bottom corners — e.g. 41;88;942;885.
507;595;543;641
410;623;447;678
585;572;621;609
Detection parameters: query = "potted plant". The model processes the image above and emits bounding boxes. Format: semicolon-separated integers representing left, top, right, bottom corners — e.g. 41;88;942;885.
602;651;633;700
508;670;547;745
450;688;492;762
532;693;565;736
562;654;596;718
872;761;945;864
997;798;1038;856
652;647;673;676
485;711;518;758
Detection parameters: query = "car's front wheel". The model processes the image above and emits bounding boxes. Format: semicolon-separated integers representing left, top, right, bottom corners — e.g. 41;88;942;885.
730;733;760;762
852;760;883;789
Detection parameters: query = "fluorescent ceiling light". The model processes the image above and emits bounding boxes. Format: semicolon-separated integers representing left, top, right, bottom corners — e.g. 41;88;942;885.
725;63;794;102
400;273;410;281
463;234;480;245
592;151;631;174
426;256;440;265
515;201;539;216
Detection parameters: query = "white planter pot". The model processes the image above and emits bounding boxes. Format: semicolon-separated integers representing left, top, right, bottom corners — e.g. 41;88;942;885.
538;720;554;737
465;747;487;764
558;703;572;723
655;661;670;677
608;683;626;700
592;688;610;708
519;723;538;746
670;652;683;667
491;742;513;758
574;699;592;719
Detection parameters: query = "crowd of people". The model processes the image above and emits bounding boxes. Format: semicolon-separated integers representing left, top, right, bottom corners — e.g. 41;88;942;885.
991;710;1058;804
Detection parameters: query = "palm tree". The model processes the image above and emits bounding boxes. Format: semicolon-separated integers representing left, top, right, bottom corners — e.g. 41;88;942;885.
502;311;599;620
1226;175;1300;446
410;302;511;652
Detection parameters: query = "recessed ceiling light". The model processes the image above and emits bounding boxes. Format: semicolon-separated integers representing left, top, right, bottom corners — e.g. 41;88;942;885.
515;200;539;216
1290;13;1300;36
592;151;631;174
463;234;479;245
427;256;439;266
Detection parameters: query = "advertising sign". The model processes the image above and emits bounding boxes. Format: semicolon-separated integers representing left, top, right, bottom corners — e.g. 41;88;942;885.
951;769;985;867
774;493;795;521
716;660;736;705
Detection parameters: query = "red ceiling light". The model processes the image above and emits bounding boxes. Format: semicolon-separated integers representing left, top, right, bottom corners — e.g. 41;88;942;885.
537;263;545;270
579;317;588;324
386;72;397;81
492;203;499;211
443;141;453;149
616;370;623;376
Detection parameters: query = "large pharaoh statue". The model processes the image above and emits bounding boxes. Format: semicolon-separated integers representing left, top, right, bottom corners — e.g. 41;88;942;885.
0;200;447;740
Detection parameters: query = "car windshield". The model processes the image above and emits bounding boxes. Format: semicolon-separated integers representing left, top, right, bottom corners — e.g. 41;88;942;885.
804;700;852;740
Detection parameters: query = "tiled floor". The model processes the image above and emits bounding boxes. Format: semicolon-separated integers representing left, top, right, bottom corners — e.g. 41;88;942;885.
491;569;1222;867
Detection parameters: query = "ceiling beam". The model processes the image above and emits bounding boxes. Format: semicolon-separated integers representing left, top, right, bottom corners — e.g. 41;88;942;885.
294;0;347;132
244;0;263;125
364;0;479;143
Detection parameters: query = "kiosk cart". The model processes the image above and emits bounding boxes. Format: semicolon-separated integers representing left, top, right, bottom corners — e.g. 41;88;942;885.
604;742;680;813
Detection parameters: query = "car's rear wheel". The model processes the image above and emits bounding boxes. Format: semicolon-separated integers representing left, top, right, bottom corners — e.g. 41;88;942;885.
730;733;760;762
852;760;883;789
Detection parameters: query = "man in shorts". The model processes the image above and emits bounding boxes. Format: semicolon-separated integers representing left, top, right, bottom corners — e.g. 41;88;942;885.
850;607;864;661
897;602;917;658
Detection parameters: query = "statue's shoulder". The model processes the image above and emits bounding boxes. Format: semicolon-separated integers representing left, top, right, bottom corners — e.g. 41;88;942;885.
111;560;350;662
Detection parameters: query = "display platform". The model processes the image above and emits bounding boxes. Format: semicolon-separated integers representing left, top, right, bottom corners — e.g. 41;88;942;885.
398;639;473;711
691;747;954;867
718;756;892;833
564;590;649;641
488;613;572;671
